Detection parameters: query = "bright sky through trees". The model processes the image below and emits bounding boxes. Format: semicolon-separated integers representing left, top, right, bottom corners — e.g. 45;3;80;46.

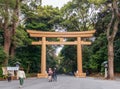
42;0;71;8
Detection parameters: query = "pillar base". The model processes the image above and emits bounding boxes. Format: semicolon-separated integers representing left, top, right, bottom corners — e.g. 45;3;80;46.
75;73;86;78
37;73;48;78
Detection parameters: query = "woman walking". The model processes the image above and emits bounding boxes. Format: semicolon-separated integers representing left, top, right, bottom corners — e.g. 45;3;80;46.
48;68;53;82
17;67;26;88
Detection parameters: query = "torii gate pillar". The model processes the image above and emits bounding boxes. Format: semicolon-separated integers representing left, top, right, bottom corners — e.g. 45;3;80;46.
37;37;48;78
75;37;86;77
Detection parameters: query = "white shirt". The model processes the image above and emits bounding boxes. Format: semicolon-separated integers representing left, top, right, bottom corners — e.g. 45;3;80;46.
17;70;26;79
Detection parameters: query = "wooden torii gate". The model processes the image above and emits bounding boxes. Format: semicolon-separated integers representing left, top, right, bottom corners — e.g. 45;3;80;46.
27;30;95;78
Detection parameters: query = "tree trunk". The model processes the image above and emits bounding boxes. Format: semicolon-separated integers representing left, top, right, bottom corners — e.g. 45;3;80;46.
3;29;12;66
10;0;20;57
108;40;114;79
3;1;10;66
106;0;120;80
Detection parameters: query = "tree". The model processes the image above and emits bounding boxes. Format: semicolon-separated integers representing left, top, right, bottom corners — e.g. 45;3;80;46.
0;0;21;66
106;0;120;79
89;0;120;79
0;0;42;66
61;0;97;31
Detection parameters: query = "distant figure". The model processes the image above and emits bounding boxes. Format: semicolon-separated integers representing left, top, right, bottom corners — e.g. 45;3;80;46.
86;70;89;76
53;68;57;81
17;67;26;88
7;72;12;82
48;68;53;82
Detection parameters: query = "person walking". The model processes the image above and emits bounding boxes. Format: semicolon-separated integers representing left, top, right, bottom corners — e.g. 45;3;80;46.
53;68;57;81
7;72;12;82
17;67;26;88
48;67;53;82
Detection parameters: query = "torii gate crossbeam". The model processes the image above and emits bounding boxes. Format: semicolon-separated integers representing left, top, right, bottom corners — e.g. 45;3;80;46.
27;30;95;78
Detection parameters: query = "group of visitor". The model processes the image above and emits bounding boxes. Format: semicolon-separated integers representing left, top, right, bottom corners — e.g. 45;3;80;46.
48;67;57;82
6;67;26;88
6;67;57;88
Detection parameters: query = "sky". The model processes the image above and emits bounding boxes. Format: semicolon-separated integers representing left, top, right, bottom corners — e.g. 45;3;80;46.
42;0;71;8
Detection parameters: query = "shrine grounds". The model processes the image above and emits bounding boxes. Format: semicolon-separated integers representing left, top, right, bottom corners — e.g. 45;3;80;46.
0;75;120;89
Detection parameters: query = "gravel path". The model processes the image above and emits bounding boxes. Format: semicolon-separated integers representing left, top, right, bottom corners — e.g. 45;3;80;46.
0;75;120;89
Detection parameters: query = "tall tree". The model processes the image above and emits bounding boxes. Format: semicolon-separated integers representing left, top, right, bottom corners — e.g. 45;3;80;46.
0;0;42;66
0;0;21;66
10;0;21;57
89;0;120;79
106;0;120;79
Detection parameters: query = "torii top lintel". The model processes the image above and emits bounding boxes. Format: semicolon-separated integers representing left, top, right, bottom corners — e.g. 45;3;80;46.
27;30;96;38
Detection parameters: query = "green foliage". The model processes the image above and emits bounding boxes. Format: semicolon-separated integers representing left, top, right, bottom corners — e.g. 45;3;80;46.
46;54;57;69
0;47;6;77
59;45;77;73
0;30;3;46
26;22;47;30
89;35;120;73
0;47;6;65
61;0;97;31
89;33;107;72
23;5;61;31
114;38;120;72
0;68;2;77
0;0;20;27
46;45;58;69
82;46;92;70
0;0;16;9
16;46;41;73
14;26;32;48
88;0;106;4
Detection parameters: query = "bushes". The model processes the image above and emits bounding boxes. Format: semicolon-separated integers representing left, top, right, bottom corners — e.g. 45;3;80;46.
0;47;6;66
0;47;7;78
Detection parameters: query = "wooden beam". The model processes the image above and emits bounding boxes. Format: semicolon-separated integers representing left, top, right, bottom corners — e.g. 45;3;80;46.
27;30;96;35
30;34;94;38
81;41;91;45
32;41;77;45
59;38;64;42
32;41;91;45
32;41;42;45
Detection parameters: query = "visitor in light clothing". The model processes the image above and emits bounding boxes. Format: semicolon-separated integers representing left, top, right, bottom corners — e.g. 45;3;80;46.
48;67;53;82
17;67;26;88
